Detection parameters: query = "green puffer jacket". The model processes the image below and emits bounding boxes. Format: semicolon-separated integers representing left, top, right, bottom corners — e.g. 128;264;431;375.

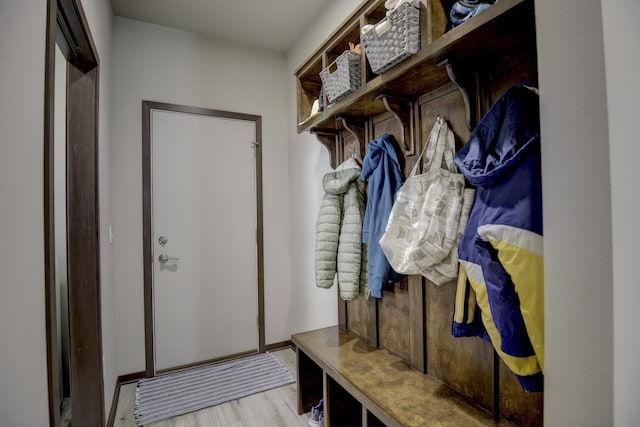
315;158;368;300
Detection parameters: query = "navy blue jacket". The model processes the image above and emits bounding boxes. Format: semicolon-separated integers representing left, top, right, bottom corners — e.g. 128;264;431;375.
361;134;404;298
452;83;544;392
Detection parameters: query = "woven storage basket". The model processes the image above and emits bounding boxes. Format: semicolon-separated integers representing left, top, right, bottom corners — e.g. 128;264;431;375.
362;2;420;74
320;51;362;104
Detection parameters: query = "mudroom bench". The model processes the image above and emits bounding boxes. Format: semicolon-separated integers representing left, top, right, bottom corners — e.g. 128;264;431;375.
292;326;513;427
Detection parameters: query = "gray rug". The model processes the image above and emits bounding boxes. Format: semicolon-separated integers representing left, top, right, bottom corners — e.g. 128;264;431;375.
134;352;294;426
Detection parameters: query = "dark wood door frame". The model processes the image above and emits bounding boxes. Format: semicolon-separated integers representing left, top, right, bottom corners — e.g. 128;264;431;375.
44;0;104;425
142;101;265;377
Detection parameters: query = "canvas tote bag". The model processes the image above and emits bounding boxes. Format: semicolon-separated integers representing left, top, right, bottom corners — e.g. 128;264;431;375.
422;186;474;285
380;117;473;282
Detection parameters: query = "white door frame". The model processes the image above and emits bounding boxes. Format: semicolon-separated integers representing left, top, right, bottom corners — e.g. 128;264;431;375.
142;100;264;377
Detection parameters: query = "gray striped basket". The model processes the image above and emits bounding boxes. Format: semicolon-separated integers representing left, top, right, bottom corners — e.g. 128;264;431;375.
320;51;362;104
362;2;421;75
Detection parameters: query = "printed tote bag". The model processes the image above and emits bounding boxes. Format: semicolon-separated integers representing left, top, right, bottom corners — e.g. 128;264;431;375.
380;117;473;283
422;186;474;285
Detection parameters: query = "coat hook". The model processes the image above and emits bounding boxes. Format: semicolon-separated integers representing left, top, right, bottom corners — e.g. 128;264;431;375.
437;58;473;130
377;94;414;155
337;116;365;161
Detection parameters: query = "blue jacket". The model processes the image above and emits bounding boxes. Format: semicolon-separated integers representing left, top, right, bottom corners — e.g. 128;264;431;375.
451;84;544;392
361;134;404;298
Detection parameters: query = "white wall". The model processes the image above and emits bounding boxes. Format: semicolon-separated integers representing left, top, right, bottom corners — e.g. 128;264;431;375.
535;0;614;425
601;1;640;424
111;18;291;375
285;0;363;336
536;6;640;425
0;1;49;425
0;0;115;423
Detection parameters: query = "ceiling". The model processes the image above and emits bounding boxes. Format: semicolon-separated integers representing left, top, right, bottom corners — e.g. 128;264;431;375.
111;0;333;52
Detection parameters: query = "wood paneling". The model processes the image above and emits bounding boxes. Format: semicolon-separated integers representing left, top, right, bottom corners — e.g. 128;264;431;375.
418;85;495;412
379;281;411;362
365;297;379;348
489;47;539;109
369;112;413;365
426;0;450;43
341;127;362;162
346;298;369;341
418;83;471;150
499;361;543;427
408;276;426;373
338;296;348;330
372;112;402;152
426;281;495;412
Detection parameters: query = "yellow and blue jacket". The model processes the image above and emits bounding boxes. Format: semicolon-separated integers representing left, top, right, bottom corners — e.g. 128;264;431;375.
452;83;544;392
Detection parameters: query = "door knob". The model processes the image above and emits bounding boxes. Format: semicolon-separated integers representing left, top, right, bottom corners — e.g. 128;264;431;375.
158;254;180;264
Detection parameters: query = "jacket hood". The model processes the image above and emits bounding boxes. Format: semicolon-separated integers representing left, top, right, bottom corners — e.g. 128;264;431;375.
455;84;540;186
361;133;404;181
323;159;361;195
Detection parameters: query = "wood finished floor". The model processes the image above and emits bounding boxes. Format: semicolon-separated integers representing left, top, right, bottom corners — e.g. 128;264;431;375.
112;349;310;427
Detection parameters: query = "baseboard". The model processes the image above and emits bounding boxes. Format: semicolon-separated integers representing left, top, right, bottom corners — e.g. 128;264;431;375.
265;340;293;352
118;371;146;384
106;371;145;427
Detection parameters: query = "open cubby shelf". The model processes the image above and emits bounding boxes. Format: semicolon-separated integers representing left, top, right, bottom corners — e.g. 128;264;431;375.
295;0;534;135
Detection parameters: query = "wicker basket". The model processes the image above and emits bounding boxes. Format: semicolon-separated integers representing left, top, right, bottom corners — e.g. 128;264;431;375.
361;2;420;75
320;51;362;104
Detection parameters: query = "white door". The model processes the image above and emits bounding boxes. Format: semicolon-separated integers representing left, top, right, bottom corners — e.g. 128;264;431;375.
151;110;259;371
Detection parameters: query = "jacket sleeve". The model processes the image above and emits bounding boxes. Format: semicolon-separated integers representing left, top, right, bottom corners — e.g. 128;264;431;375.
315;193;341;289
475;239;537;358
452;264;480;337
364;153;403;298
358;180;369;296
478;224;545;372
337;181;364;300
460;240;543;392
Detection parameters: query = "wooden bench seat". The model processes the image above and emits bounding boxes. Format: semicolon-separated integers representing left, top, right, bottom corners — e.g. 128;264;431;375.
292;326;514;427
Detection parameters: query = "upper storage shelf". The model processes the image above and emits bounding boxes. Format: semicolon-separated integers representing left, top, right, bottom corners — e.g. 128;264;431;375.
295;0;536;135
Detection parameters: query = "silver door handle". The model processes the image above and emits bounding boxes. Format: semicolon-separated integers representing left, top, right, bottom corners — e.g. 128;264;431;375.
158;254;180;264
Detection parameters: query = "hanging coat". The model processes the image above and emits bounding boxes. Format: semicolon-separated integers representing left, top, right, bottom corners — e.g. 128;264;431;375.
360;134;404;298
452;83;544;392
315;158;368;300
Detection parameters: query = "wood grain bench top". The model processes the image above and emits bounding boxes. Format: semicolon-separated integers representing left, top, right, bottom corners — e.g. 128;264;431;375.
292;326;515;427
